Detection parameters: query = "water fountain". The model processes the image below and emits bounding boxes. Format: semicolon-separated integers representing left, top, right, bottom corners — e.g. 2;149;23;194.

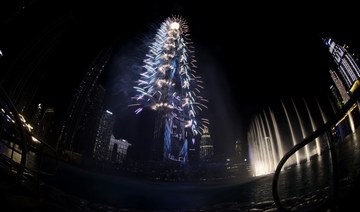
303;98;321;156
291;98;310;161
281;100;300;165
248;97;331;176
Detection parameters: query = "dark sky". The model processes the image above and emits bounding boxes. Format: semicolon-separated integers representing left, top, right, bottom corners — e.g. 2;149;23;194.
2;0;360;159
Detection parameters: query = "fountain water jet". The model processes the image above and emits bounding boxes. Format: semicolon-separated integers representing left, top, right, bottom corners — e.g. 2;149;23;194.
281;100;300;165
269;108;284;160
303;98;321;156
315;97;327;123
263;110;278;169
248;97;333;176
291;98;310;162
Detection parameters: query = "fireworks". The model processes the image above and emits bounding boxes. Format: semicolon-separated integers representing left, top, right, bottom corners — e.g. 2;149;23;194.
131;16;209;162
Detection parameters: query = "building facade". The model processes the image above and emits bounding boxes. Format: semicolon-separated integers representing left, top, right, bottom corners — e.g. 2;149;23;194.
325;37;360;91
329;69;350;105
58;47;112;159
93;110;115;161
199;126;213;162
109;135;132;163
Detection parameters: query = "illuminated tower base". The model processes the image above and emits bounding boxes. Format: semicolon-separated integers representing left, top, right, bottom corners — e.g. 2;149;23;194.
153;113;189;163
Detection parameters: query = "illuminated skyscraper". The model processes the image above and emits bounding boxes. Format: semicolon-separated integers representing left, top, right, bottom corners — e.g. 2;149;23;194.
131;16;209;163
330;85;344;110
329;69;350;104
325;37;360;139
324;37;360;92
199;126;213;161
93;110;115;161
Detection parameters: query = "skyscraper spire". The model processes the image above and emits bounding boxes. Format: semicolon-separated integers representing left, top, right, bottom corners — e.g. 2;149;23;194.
131;16;209;163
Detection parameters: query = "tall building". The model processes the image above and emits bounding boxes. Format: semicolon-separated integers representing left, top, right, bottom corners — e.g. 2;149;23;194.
325;37;360;143
132;16;209;164
329;69;350;105
199;126;213;162
188;135;200;165
324;37;360;92
330;85;344;110
72;84;105;158
58;47;112;158
93;110;115;161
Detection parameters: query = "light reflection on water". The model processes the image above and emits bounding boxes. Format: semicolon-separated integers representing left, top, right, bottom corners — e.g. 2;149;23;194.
278;153;331;201
40;129;360;210
277;127;360;208
1;128;357;210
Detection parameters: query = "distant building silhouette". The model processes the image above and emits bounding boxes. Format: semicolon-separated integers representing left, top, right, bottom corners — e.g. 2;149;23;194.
235;140;242;158
109;135;131;163
188;136;199;165
58;47;112;160
93;110;115;161
199;126;213;162
73;84;105;158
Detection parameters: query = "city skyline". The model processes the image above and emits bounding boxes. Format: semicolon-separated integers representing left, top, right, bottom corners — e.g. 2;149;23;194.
2;2;360;211
2;0;360;160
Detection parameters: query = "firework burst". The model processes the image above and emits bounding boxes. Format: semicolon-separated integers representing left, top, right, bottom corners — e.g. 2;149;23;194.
130;15;209;162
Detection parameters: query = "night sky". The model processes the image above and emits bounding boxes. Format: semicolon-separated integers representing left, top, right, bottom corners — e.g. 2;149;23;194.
1;0;360;159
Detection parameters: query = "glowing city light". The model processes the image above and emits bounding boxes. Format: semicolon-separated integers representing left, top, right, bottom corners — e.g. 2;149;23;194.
131;16;208;163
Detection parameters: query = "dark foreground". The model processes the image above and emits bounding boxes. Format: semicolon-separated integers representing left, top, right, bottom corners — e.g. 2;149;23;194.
1;161;360;211
2;127;360;211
